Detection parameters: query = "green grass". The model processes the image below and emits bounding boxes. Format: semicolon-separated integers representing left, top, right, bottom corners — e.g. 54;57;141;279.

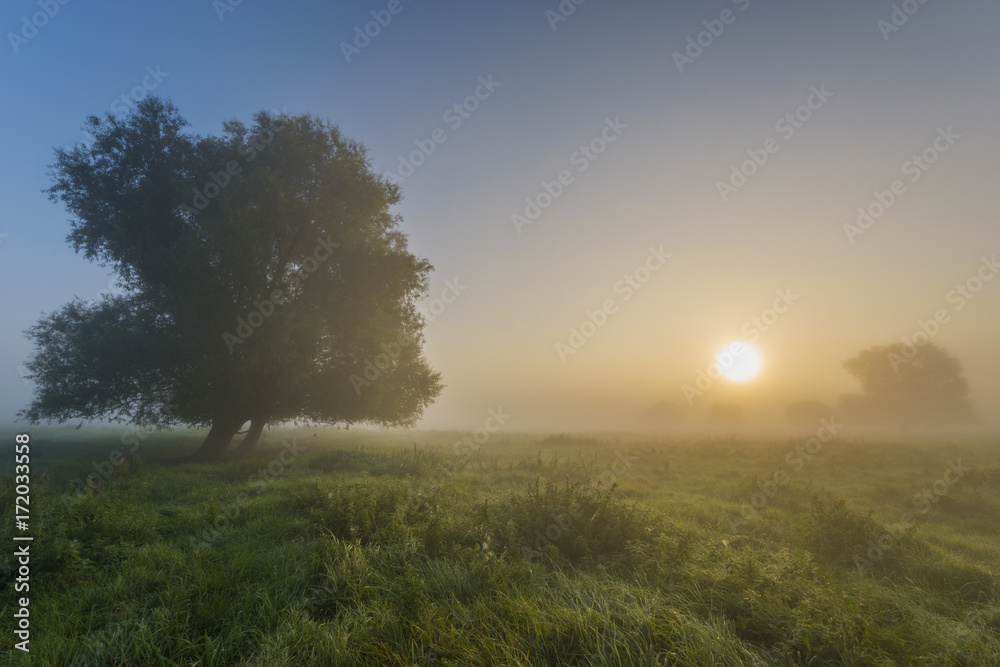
1;428;999;665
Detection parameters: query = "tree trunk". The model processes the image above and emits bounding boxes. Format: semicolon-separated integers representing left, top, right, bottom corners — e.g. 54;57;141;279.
234;418;266;458
190;417;243;463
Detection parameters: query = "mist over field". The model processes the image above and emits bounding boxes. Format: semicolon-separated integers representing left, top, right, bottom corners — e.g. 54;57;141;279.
2;0;1000;436
1;0;999;664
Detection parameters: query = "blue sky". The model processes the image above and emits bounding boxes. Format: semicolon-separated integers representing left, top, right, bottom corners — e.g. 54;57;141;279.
2;0;999;430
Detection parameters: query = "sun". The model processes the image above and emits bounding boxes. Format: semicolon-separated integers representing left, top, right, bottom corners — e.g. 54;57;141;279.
716;342;762;382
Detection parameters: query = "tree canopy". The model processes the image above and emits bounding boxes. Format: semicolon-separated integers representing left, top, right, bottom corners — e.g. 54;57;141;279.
838;342;975;428
21;97;442;461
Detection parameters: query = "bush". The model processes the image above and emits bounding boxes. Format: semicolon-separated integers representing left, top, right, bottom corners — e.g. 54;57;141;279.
497;480;665;565
800;496;892;569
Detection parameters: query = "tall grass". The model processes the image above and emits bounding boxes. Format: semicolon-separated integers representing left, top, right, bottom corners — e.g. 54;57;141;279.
1;430;998;665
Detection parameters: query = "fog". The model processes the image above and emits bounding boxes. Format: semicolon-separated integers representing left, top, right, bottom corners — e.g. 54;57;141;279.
2;0;998;438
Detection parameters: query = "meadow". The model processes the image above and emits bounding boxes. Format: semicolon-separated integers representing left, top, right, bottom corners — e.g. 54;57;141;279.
2;426;999;666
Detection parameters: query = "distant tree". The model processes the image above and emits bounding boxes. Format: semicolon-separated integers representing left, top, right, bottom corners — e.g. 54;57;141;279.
839;342;975;428
786;400;833;427
20;97;442;461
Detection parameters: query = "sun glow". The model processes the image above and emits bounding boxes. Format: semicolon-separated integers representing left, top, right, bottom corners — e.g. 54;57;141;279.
716;342;762;382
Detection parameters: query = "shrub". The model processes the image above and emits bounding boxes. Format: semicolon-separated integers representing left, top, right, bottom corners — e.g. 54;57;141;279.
800;496;890;569
498;480;665;565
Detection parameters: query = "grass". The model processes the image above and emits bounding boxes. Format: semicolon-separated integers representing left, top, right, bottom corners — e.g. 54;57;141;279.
1;427;999;665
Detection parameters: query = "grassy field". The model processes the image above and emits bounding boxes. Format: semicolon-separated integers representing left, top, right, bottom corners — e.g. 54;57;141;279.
1;426;999;665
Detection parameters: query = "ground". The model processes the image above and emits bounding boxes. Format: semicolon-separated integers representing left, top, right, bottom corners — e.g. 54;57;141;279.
1;427;999;665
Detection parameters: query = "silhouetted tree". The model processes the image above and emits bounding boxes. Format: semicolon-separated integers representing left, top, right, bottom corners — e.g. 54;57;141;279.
839;342;974;428
20;98;442;461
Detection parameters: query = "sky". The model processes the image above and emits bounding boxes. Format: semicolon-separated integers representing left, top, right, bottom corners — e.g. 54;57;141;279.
1;0;998;431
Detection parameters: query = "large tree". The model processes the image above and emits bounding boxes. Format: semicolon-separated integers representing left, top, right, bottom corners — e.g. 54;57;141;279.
838;342;975;428
20;97;442;461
